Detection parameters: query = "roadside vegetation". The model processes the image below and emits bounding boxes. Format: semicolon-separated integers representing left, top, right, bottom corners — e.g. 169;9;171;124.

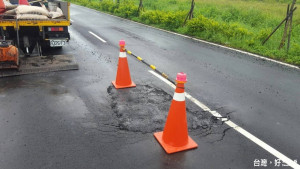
68;0;300;66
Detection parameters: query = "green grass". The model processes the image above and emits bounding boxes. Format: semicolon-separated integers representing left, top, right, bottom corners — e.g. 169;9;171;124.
68;0;300;66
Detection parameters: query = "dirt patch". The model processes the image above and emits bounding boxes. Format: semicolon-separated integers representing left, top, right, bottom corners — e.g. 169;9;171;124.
0;55;78;78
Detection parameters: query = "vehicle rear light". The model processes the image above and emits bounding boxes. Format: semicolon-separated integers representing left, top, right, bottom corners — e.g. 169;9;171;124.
48;27;64;32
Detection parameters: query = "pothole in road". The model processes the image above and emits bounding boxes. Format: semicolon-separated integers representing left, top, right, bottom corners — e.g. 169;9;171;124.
107;85;223;133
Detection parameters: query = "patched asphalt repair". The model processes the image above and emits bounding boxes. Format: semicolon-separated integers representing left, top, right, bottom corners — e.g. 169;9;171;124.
107;84;229;141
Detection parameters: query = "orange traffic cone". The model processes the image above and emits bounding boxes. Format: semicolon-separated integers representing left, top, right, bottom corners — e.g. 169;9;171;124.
112;40;136;89
19;0;29;5
154;72;198;154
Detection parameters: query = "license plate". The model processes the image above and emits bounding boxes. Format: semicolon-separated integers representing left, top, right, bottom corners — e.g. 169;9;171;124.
50;39;67;47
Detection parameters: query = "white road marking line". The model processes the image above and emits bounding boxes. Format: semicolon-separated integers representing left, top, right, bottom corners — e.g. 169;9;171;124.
225;120;300;169
70;19;74;22
88;31;107;43
148;70;300;169
74;4;299;70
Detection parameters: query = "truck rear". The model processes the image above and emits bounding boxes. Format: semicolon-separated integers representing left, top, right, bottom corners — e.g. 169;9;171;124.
0;0;71;68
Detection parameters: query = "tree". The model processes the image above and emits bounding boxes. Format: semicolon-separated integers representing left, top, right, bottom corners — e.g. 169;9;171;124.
138;0;144;12
183;0;195;25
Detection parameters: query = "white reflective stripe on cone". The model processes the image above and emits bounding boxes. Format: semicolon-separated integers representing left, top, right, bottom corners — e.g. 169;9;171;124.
173;92;185;101
119;52;127;58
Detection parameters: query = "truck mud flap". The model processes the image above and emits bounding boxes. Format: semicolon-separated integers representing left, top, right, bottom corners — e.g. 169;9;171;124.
0;55;78;78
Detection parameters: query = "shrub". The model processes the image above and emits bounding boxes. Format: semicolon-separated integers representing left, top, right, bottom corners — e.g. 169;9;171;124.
223;23;252;38
161;11;186;29
100;0;116;12
114;2;139;18
186;15;210;33
186;15;251;38
140;10;165;24
255;28;271;42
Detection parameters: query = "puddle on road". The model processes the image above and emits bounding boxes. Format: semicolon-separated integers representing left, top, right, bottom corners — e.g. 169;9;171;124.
108;85;222;133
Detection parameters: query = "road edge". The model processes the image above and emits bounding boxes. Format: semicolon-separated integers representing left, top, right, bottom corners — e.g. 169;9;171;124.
71;3;300;71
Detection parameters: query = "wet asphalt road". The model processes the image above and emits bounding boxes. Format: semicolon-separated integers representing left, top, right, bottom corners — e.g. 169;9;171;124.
0;4;300;169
